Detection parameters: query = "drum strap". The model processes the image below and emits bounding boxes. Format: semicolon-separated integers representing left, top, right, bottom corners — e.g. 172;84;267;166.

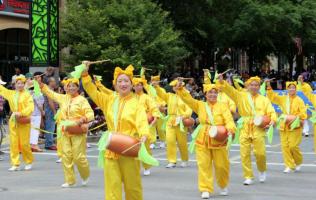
204;102;214;126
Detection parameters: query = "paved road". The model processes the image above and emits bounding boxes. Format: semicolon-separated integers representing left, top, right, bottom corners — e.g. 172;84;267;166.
0;130;316;200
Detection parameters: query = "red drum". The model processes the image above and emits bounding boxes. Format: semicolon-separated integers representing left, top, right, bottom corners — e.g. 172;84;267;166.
208;126;228;142
66;123;89;135
16;116;31;124
106;133;141;157
182;117;195;127
254;115;271;128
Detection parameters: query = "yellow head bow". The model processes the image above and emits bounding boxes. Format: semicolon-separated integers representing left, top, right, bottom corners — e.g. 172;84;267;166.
203;84;219;93
169;79;185;87
113;65;134;85
67;78;79;85
286;81;297;89
132;77;147;86
203;69;211;84
151;75;160;82
245;76;261;86
15;75;26;83
61;79;70;86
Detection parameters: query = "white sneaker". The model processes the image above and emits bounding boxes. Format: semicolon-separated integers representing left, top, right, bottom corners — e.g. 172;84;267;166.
201;191;210;199
295;165;301;172
24;164;32;171
8;166;20;171
82;178;89;186
165;163;176;168
283;167;292;173
150;144;156;149
259;172;266;183
159;142;166;149
304;132;309;137
220;187;228;196
56;158;62;163
86;143;91;148
243;178;253;185
143;169;151;176
180;161;188;168
61;183;76;188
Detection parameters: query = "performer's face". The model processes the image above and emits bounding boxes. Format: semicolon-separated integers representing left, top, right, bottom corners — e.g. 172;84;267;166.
205;89;218;103
287;85;296;96
68;83;79;96
248;81;260;95
116;74;132;96
298;75;304;83
15;80;25;92
133;83;143;94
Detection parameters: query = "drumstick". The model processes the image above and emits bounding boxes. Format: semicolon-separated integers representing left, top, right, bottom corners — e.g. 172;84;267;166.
219;68;233;75
121;142;142;154
178;77;193;81
88;59;111;65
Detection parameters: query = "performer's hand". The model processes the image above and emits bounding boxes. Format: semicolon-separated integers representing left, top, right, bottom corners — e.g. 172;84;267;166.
140;136;147;143
13;112;21;118
151;81;159;87
218;74;224;82
150;117;157;126
82;60;90;74
77;117;87;125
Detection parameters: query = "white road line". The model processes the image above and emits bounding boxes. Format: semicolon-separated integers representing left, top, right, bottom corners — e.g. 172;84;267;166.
229;149;316;155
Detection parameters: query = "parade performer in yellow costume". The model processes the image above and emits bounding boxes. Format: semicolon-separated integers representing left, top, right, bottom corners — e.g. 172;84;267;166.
266;81;307;173
298;78;316;156
152;79;192;168
216;75;277;185
176;81;236;199
132;77;160;176
143;75;167;148
0;75;34;171
81;63;150;200
93;75;116;95
36;77;94;188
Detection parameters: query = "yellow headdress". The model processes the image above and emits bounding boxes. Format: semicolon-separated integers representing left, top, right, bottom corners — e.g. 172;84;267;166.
203;69;212;84
286;81;297;89
203;84;219;93
245;76;261;86
151;75;160;82
61;79;70;86
113;65;134;85
132;77;147;86
169;79;185;87
67;78;79;85
15;75;26;83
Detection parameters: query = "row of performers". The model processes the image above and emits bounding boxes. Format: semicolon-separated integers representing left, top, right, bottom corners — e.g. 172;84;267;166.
0;63;315;200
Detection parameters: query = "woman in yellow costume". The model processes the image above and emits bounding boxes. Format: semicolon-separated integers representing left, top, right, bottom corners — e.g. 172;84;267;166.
132;77;160;176
152;79;192;168
175;81;236;199
144;75;167;149
36;77;94;187
81;63;150;200
266;81;307;173
0;75;34;171
216;75;277;185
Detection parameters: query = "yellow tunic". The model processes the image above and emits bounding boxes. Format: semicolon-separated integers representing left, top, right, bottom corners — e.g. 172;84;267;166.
0;85;34;166
217;92;237;114
95;80;115;95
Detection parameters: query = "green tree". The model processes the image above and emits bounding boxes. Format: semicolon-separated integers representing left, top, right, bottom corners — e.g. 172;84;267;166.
61;0;188;76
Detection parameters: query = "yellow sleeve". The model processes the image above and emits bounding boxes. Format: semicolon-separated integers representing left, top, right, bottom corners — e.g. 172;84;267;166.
42;84;65;105
216;80;239;103
82;75;109;109
266;88;283;106
301;86;316;104
20;93;34;117
265;99;277;122
0;84;14;100
146;95;160;118
155;86;169;103
227;96;237;113
180;99;192;118
80;98;95;122
135;105;150;137
176;87;199;114
298;99;307;120
95;80;114;95
221;105;236;133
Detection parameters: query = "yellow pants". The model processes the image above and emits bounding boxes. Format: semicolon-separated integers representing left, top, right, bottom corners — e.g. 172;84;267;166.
104;156;143;200
156;118;165;142
9;122;34;166
142;139;152;170
280;129;303;169
314;124;316;154
61;134;90;184
149;125;157;143
166;125;188;163
196;146;229;193
240;135;266;179
57;137;62;158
